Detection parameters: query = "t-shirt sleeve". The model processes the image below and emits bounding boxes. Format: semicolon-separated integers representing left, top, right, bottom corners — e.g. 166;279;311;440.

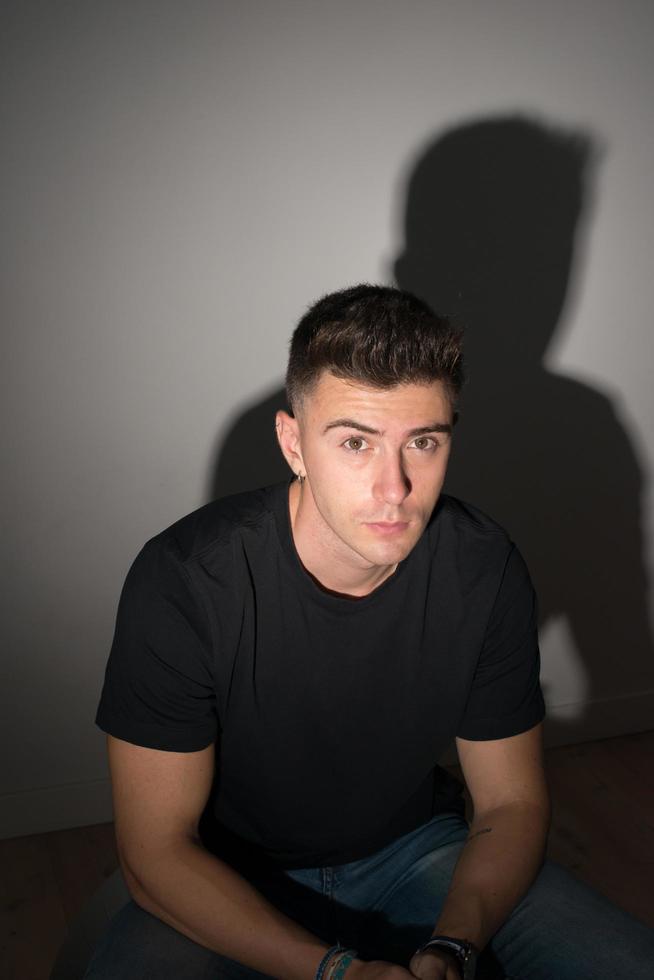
457;544;546;741
96;537;218;752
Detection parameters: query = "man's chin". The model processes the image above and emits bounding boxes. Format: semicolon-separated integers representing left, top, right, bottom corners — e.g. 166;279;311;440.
358;527;422;565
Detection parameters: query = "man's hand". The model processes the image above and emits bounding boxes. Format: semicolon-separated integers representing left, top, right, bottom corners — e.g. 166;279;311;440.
345;951;459;980
409;948;461;980
345;959;416;979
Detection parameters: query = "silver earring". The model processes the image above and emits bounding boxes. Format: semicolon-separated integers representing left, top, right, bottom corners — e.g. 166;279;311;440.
297;473;304;485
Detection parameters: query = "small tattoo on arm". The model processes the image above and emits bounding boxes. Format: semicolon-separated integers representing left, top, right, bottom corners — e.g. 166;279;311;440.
466;827;492;842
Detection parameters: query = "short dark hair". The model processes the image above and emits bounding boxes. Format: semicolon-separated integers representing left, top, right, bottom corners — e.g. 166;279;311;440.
285;284;464;418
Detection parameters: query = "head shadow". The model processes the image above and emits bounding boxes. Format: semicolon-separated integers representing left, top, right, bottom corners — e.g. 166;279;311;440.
393;113;654;742
207;385;290;500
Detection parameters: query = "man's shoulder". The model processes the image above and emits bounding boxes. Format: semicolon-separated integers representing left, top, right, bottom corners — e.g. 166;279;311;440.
433;493;512;544
141;480;285;568
425;494;522;594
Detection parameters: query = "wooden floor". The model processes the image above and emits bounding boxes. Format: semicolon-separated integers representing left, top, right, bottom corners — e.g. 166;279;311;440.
2;730;653;980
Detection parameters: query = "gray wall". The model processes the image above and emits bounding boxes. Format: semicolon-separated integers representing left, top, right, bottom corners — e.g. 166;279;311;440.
3;1;654;837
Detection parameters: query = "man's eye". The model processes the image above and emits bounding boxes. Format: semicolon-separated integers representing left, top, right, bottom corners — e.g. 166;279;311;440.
411;436;438;451
343;436;368;453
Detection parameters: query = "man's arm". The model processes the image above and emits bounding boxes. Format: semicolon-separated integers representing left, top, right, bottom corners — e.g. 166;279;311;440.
109;735;413;980
410;722;550;980
109;735;333;979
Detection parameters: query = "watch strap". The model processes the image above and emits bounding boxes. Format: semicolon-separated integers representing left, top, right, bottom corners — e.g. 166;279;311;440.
416;935;478;979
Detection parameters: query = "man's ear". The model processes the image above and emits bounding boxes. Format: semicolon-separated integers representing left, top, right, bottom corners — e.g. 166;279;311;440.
275;409;305;477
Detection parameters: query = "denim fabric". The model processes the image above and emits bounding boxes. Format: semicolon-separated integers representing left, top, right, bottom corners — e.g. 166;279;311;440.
84;811;654;979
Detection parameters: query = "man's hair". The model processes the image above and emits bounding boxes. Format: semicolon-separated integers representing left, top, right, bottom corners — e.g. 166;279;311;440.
285;284;464;418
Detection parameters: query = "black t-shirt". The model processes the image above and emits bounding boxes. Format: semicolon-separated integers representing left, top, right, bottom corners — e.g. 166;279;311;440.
96;478;545;868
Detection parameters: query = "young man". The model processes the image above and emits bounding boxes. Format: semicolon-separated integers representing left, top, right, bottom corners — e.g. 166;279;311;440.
88;285;654;979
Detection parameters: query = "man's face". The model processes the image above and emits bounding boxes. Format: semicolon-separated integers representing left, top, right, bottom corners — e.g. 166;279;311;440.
290;371;454;570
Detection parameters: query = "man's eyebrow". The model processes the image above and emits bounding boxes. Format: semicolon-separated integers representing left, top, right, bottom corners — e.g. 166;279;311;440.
322;418;452;436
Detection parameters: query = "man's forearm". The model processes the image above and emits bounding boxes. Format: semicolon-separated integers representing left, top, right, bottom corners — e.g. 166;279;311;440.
430;800;551;950
122;836;329;980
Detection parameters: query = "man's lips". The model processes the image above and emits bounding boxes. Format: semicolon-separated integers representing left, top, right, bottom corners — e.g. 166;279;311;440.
365;520;410;535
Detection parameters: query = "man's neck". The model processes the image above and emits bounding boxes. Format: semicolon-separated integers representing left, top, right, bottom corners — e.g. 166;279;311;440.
288;479;398;598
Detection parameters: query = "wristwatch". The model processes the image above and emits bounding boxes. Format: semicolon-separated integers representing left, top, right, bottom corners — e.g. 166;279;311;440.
415;935;478;979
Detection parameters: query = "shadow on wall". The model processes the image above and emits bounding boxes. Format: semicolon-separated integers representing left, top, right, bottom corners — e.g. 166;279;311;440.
394;114;654;742
209;114;654;744
209;387;290;499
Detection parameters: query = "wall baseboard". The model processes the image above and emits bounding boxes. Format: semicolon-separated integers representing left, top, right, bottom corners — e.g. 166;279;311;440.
2;691;653;840
0;778;114;841
542;688;654;747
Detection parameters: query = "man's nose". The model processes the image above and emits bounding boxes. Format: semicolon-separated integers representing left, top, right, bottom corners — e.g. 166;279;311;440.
373;451;411;505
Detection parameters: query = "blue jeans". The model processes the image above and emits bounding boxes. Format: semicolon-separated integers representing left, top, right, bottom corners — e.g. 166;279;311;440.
84;811;654;979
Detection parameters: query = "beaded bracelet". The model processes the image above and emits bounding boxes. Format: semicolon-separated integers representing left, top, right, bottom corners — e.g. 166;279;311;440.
325;948;357;980
315;945;343;980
